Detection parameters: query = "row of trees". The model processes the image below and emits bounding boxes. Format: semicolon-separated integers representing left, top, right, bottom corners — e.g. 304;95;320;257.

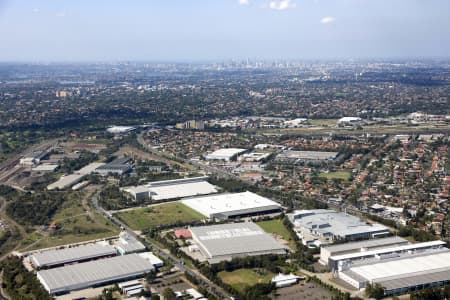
410;285;450;300
365;213;437;242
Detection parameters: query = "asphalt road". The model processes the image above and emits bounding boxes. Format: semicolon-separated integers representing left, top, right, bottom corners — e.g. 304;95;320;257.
90;192;233;300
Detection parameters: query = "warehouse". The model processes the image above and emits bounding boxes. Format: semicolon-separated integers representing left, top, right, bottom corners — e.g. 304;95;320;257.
20;150;48;166
189;222;288;264
330;240;446;272
47;162;104;190
275;150;338;164
338;247;450;295
320;236;408;267
205;148;247;161
30;242;117;268
37;253;154;295
95;157;132;176
31;164;59;172
337;117;363;125
271;273;304;288
181;191;282;220
288;209;389;246
122;177;218;201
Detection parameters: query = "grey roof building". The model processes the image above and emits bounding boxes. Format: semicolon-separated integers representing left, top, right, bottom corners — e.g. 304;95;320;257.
337;245;450;296
288;209;390;246
190;222;288;264
30;243;117;268
95;157;132;176
37;254;154;295
320;236;408;267
275;150;338;164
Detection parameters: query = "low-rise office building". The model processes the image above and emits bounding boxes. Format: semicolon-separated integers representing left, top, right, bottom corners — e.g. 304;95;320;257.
115;232;146;255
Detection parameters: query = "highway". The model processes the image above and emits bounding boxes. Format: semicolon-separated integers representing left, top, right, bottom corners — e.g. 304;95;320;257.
90;192;233;300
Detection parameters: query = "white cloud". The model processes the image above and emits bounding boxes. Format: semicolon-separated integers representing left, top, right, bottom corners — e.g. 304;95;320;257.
320;17;336;24
239;0;250;5
55;11;66;17
267;0;296;10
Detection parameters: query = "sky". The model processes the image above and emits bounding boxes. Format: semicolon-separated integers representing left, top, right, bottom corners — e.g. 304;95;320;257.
0;0;450;62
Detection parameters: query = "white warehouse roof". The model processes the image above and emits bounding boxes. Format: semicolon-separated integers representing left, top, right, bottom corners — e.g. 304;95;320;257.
37;254;154;295
331;240;446;261
123;177;218;201
338;117;362;123
348;250;450;284
190;222;287;263
205;148;247;161
181;191;282;219
148;177;218;201
31;243;117;268
106;126;136;134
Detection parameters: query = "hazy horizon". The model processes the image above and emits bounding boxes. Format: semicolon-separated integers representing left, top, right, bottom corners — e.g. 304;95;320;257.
1;0;450;62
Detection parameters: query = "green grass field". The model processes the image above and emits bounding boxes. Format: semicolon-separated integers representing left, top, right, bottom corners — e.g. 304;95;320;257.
256;219;296;250
308;119;338;126
218;269;274;294
319;171;352;181
115;202;205;231
19;192;119;251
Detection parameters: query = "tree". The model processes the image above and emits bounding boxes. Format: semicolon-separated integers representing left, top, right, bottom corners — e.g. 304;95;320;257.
146;270;157;283
365;283;385;299
162;288;177;300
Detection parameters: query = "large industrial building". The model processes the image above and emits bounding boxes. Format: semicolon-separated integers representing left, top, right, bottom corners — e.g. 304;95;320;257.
122;177;218;201
189;222;288;264
275;150;338;164
337;242;450;296
288;210;389;246
37;253;155;295
30;243;117;268
181;191;282;220
205;148;247;161
337;117;363;125
320;236;408;267
330;240;446;272
47;162;104;190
